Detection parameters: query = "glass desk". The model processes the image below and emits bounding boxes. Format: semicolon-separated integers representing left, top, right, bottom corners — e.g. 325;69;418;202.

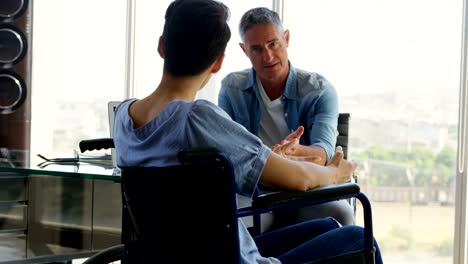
0;155;122;263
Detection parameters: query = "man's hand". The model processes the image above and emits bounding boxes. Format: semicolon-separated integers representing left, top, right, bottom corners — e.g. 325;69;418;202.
271;126;304;156
327;146;358;184
272;133;321;164
271;126;327;165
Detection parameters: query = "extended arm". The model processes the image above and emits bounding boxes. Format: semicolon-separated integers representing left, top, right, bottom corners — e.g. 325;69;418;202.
259;146;356;192
272;79;339;165
305;83;339;163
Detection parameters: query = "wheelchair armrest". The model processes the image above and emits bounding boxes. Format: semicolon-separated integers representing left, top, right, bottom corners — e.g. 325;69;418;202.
79;138;115;153
251;182;360;210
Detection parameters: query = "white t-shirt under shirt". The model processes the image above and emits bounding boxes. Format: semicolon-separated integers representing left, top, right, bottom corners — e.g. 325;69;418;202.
256;76;290;147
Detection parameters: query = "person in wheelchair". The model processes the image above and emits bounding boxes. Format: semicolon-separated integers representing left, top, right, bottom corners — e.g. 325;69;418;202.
112;0;383;263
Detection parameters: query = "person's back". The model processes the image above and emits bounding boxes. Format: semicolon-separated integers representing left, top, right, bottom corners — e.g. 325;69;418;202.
114;98;281;263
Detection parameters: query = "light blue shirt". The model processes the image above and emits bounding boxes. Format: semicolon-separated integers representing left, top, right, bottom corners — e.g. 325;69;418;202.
218;64;339;161
113;98;280;264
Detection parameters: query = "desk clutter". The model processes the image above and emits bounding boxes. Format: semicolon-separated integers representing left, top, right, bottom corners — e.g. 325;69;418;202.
36;150;112;168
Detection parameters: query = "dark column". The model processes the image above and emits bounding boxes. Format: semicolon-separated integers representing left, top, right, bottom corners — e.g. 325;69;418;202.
0;0;33;168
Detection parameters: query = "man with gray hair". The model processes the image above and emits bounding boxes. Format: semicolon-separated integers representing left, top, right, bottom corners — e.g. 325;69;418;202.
218;7;354;231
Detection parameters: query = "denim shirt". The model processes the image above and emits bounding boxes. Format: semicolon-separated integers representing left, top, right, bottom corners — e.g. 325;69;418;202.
218;64;339;161
113;99;281;264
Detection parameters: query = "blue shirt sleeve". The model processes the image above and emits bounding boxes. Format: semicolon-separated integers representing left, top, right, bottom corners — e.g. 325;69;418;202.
218;81;234;118
306;78;339;162
185;100;271;198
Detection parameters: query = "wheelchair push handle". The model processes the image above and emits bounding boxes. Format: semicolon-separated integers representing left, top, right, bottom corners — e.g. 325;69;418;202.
79;138;115;153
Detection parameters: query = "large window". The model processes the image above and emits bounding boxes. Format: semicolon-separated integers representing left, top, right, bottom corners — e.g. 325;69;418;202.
284;0;463;263
31;1;468;263
32;0;127;155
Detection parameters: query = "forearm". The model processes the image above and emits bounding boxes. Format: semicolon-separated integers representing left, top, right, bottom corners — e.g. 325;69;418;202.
292;144;327;166
260;152;333;192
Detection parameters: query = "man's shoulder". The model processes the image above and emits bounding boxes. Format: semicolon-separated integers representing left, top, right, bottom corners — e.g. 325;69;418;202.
221;68;251;89
163;100;215;118
189;100;238;127
294;68;334;91
295;68;322;82
192;99;228;116
191;99;218;111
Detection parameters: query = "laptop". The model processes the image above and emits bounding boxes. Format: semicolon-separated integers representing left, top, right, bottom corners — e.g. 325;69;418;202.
108;101;121;168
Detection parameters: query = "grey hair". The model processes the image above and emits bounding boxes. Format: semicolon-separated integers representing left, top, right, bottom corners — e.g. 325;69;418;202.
239;7;284;42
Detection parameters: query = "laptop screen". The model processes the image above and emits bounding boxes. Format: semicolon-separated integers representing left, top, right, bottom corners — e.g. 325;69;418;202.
108;101;121;167
108;101;120;137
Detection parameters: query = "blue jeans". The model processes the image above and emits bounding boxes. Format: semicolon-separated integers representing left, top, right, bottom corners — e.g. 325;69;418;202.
253;217;383;264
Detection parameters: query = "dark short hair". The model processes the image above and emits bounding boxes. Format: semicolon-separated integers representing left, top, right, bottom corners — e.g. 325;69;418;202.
239;7;284;42
162;0;231;76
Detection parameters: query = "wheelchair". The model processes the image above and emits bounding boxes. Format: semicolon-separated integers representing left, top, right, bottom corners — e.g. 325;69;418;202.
78;141;375;264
